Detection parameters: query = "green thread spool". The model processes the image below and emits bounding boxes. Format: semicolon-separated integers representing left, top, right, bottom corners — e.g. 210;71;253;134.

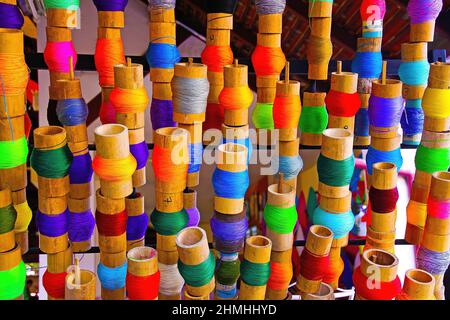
0;260;26;300
150;208;188;236
263;204;297;234
43;0;80;9
178;252;216;287
252;103;275;129
30;144;73;178
299;105;328;134
415;145;450;174
0;204;17;234
240;259;271;286
216;258;240;286
0;137;28;169
317;154;355;187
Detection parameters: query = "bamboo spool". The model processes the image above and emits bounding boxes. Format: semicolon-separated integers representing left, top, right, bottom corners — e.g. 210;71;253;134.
265;183;296;251
156;233;178;253
214;143;248;214
296;225;333;294
410;19;436;43
0;115;25;141
421;233;450;253
96;188;127;254
0;164;27;194
206;12;233;30
320;191;352;213
308;1;333;18
0;244;24;300
401;43;428;100
13;190;28;254
45;27;72;96
0;94;26;118
308;17;332;80
421;130;450;149
129;128;147;188
184;291;211;300
398;269;435;300
66;197;91;253
265;249;292;300
157;249;178;265
278;138;300;190
176;227;215;298
258;13;282;34
98;11;125;28
0;29;24;54
46;7;79;28
239;235;272;300
360;249;399;283
65;263;96;300
275;73;301;141
0;188;15;252
223;62;251;127
100;250;127;300
371;162;398;190
152;82;172;101
318;128;354;198
256;33;281;89
205;28;230;47
365;227;396;253
355;90;371;146
47;243;73;274
424;63;450;132
405;222;424;247
94;124;134;199
173;60;208;124
149;8;175;23
149;21;176;83
125;195;146;251
68;149;91;200
301;282;335;300
155;191;183;213
423;171;450;237
301;92;327;146
371;209;397;233
356;37;382;54
127;246;159;300
153;127;189;195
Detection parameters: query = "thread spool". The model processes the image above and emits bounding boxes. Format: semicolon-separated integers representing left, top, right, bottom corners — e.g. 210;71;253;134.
239;236;272;300
0;188;15;252
360;249;399;282
94;124;134;199
97;7;125;28
126;246;159;300
265;249;292;300
300;92;327;146
177;122;203;187
327;62;359;132
428;62;450;88
67;197;92;253
423;63;450;132
149;7;176;23
45;27;72;93
128;127;147;187
398;269;435;300
214;143;248;214
0;244;25;300
400;43;428;99
46;6;78;28
408;0;441;42
148;19;177;83
278;138;300;189
297;225;333;294
301;282;335;300
99;250;127;300
125;194;147;251
65;259;96;300
309;0;333;18
264;183;296;251
45;243;72;300
176;227;215;298
221;61;252;127
12;189;29;254
318;128;354;198
307;17;332;80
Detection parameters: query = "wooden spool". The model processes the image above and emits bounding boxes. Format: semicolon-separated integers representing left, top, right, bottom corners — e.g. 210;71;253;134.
308;1;333;18
100;250;127;300
206;28;230;47
98;11;125;28
153;127;189;193
258;13;282;34
45;27;72;96
223;62;251;127
371;162;398;190
155;191;183;213
47;243;72;274
0;245;24;299
96;188;127;254
301;92;327;146
173;60;208;124
265;183;296;251
46;8;79;28
328;63;358;133
278;138;300;190
94;124;134;199
421;232;450;253
399;269;435;300
301;282;335;300
214;143;248;214
149;21;176;83
410;19;436;43
0;189;16;252
371;209;397;233
149;8;176;23
0;94;26;118
401;42;428;100
265;249;292;300
125;195;146;251
424;171;450;234
320;191;352;214
357;37;382;54
128;128;146;188
13;189;28;254
308;18;332;80
184;291;211;300
239;236;272;300
424;63;450;132
360;249;399;283
405;222;424;246
68;149;91;200
176;227;215;298
318;128;354;198
127;246;159;299
296;225;333;294
65;266;96;300
207;12;233;30
178;121;203;187
152;82;173;101
156;233;177;253
365;226;396;253
157;249;178;265
0;115;24;141
66;197;91;252
355;89;371;146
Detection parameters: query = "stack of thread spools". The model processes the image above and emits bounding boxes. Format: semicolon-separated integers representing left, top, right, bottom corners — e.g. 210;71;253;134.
406;63;449;244
42;0;78;126
364;162;398;254
416;172;450;300
126;246;160;300
0;12;32;253
251;0;286;143
366;62;403;186
264;178;297;300
93;0;127;124
211;142;249;300
202;0;236;133
313;128;356;290
110;59;149;250
55;59;94;253
172;58;208;229
397;269;436;300
147;0;180;131
93;123;136;300
151;127;189;300
352;0;385;146
30;126;73;299
353;248;401;300
296;225;334;300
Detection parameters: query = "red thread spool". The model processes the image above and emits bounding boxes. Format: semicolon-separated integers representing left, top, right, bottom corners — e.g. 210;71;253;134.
43;271;67;299
299;249;330;281
204;103;224;131
251;46;286;76
126;246;160;300
152;144;189;183
94;38;126;87
267;261;293;291
201;46;233;73
95;210;128;236
369;187;399;213
325;90;361;117
126;272;160;300
353;266;401;300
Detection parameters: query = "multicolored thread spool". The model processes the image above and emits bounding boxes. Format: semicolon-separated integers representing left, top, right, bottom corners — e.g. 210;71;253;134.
300;92;328;146
307;16;332;80
407;0;443;42
126;246;160;300
0;188;17;252
98;251;127;300
266;249;293;300
125;193;148;251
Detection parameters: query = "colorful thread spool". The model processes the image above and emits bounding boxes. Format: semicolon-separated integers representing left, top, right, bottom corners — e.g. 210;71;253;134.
322;246;344;289
93;0;128;28
126;246;160;300
222;123;253;164
407;0;443;42
183;189;200;227
278;138;302;190
67;197;94;253
266;249;293;300
215;252;240;300
0;244;26;300
158;261;184;300
397;269;436;300
0;188;16;252
98;251;127;300
300;92;328;146
44;243;72;300
125;193;147;251
0;1;24;29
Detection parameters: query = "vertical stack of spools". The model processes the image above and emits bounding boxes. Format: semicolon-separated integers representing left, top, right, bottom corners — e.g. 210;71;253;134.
151;127;188;300
93;0;127;124
352;0;385;146
201;0;235;133
93;123;136;300
313;128;356;290
0;1;31;256
147;0;180;132
416;172;450;300
251;0;286;143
